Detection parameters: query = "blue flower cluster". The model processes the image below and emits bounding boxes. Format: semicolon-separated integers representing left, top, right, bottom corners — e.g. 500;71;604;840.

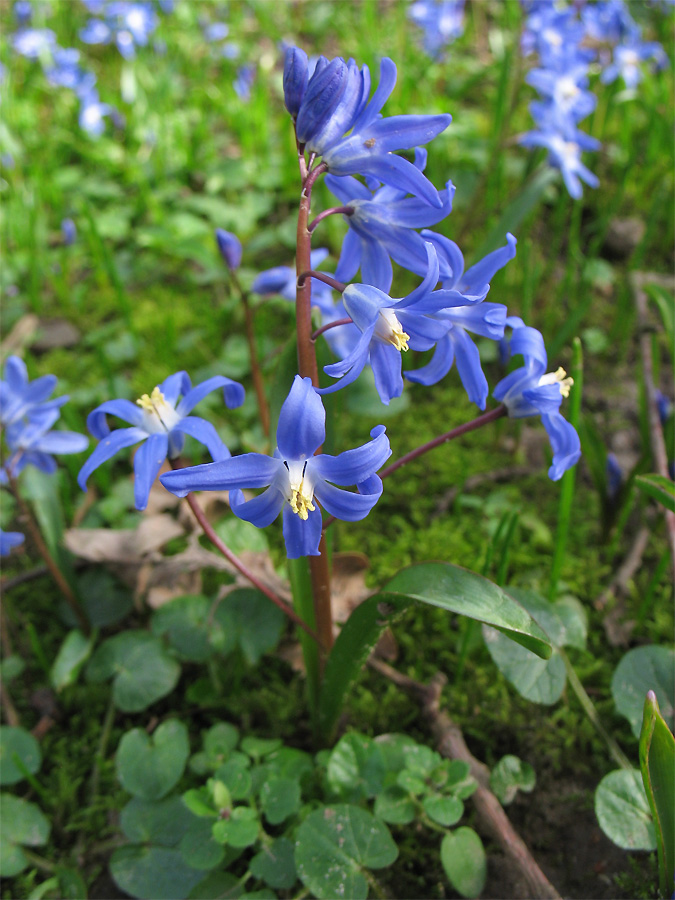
407;0;465;60
80;1;159;60
520;0;667;199
75;45;582;559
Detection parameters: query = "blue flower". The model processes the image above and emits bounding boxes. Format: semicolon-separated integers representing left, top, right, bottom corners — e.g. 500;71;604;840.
80;2;158;59
520;127;599;199
404;232;515;408
606;452;623;500
251;248;334;308
234;64;255;101
0;356;68;427
493;325;580;481
160;376;391;558
78;371;244;510
600;38;668;89
2;407;89;483
408;0;465;59
215;229;242;270
0;529;24;556
61;217;77;246
78;89;117;137
318;244;467;404
283;45;308;117
325;149;455;292
12;28;56;59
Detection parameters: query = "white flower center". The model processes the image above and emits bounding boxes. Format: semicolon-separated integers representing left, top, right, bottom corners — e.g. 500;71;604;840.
136;386;181;433
285;459;316;520
374;309;410;352
557;76;579;102
538;367;574;398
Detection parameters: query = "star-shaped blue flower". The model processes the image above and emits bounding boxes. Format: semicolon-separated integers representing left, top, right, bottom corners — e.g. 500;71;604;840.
160;376;391;559
78;371;244;510
493;324;580;481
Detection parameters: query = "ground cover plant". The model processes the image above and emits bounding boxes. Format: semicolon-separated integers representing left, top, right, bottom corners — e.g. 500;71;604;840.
0;1;673;898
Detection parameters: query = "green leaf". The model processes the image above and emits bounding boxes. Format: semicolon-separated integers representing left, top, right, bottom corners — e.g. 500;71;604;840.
260;777;301;825
51;629;95;691
490;755;536;806
295;805;398;900
120;796;196;846
646;283;674;356
151;595;214;662
635;474;675;513
212;589;285;665
205;723;240;758
326;733;386;801
422;794;464;827
179;818;225;870
116;721;190;801
182;788;218;819
214;753;252;800
640;692;675;895
374;786;416;825
0;726;41;786
86;630;181;712
240;737;283;761
187;871;243;900
110;846;204;900
211;806;259;848
595;769;656;850
440;827;487;899
612;645;675;738
250;838;297;889
214;518;269;555
0;794;50;877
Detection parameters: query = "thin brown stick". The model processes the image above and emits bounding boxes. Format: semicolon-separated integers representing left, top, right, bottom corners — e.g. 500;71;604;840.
632;272;675;567
179;485;323;648
308;206;354;233
369;659;562;900
311;317;353;342
229;268;270;438
297;270;346;294
0;682;20;727
7;477;90;634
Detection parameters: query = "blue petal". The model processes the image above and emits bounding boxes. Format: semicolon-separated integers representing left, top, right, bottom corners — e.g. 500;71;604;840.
510;326;548;374
33;430;89;455
159;453;282;497
395;242;439;308
87;399;145;439
522;383;565;416
133;432;169;510
360;113;452;154
282;505;323;558
230;485;285;527
320;324;376;393
370;342;404;405
335;227;362;284
325;173;371;204
399;311;449;347
314;476;383;521
276;376;326;460
311;424;390;485
172;416;231;461
296;57;349;145
383;182;454;228
445;302;507;339
421;230;464;288
13;451;57;478
452;329;488;410
160;371;191;406
460;233;517;294
251;266;293;296
328;151;444;208
176;375;245;416
78;427;148;491
350;57;398;132
405;334;454;386
361;238;393;293
283;45;308;116
4;356;28;392
542;414;581;481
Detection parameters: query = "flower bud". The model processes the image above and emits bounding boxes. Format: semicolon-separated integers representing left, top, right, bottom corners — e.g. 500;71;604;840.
295;56;349;146
283;45;308;117
61;218;77;246
215;229;242;270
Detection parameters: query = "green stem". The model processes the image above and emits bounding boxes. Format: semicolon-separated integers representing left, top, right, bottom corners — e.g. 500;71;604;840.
561;651;632;771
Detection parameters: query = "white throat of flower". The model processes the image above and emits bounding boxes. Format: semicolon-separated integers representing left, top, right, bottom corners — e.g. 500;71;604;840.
136;386;181;433
285;459;316;520
538;367;574;398
375;308;410;352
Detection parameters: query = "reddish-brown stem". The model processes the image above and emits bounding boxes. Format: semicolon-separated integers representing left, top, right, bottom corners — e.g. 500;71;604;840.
311;317;353;342
180;485;323;647
7;475;91;635
229;268;270;438
296;159;334;655
308;206;354;233
297;270;346;294
379;405;508;480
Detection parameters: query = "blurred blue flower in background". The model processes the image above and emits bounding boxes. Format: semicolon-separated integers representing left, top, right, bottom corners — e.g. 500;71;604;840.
0;530;25;556
407;0;465;59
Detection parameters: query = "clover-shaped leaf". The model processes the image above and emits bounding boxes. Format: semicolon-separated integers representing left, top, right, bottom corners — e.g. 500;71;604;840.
116;720;190;801
0;726;41;786
0;794;50;877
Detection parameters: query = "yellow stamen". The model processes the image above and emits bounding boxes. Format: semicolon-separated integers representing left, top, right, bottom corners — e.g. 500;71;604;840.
553;367;574;398
136;385;165;412
290;483;316;520
388;324;410;352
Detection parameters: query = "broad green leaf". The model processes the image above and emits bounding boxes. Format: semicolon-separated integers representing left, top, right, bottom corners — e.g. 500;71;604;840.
595;769;655;850
295;805;398;900
214;753;252;800
326;733;386;801
440;827;487;898
212;589;285;665
182;788;218;819
373;734;417;773
187;871;243;900
51;629;95;691
116;721;190;801
422;794;464;827
205;723;240;759
612;645;675;738
490;755;536;805
0;726;41;785
260;777;301;825
212;806;259;848
179;818;225;870
374;786;416;825
120;796;196;846
640;692;675;896
0;794;50;877
214;518;269;555
110;846;204;900
250;838;297;889
151;595;214;662
86;630;181;712
635;474;675;513
240;737;283;760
